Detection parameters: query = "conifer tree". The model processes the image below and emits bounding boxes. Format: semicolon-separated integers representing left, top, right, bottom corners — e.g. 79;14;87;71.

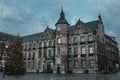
6;33;26;75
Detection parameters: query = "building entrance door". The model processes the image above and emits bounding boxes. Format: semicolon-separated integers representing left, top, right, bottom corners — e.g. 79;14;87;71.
57;67;60;73
47;65;51;72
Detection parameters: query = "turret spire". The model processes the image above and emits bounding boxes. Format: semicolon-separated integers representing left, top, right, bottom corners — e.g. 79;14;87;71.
60;6;64;19
55;7;69;26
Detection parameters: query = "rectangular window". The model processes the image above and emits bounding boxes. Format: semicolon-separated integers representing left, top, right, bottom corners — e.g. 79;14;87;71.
81;36;85;42
68;38;72;44
74;60;79;68
78;29;82;35
48;50;52;58
28;52;31;59
88;35;93;42
38;51;41;58
68;61;73;69
44;42;47;47
68;48;72;55
74;47;78;55
29;44;31;49
89;60;94;68
49;41;52;46
39;42;42;48
81;60;86;68
43;50;47;58
32;52;35;59
81;47;86;54
89;46;93;54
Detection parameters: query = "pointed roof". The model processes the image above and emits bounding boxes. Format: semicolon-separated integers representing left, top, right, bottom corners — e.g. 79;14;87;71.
75;19;84;26
67;20;99;33
55;8;69;26
85;20;99;32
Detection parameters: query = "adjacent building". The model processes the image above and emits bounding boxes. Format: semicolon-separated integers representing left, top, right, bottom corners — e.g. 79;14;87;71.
0;32;15;69
0;9;119;73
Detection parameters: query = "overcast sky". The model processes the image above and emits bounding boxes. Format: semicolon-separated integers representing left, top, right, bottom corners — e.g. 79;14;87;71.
0;0;120;49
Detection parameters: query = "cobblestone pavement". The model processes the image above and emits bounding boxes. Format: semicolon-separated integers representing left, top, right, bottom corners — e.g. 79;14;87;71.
0;72;120;80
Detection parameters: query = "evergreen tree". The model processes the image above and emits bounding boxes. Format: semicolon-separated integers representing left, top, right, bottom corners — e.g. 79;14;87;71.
5;33;26;75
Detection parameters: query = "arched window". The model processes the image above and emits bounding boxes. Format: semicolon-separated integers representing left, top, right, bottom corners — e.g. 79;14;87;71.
73;37;78;43
78;29;82;35
81;36;85;43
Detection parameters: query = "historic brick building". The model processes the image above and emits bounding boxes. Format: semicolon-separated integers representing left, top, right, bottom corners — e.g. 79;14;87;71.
0;32;15;69
22;9;119;73
0;9;119;73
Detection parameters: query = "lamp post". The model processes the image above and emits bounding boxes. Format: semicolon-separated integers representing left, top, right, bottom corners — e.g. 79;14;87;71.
2;41;9;78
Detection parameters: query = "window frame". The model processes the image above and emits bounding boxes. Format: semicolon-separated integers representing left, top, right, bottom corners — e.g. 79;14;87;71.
74;60;79;68
78;29;82;35
81;60;86;69
88;46;94;54
68;60;73;69
80;36;85;43
73;37;78;43
81;46;86;54
88;35;93;42
89;59;94;69
74;47;78;55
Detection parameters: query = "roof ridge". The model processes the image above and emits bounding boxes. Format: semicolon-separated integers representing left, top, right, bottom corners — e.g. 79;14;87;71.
85;20;99;24
22;32;43;37
0;32;16;37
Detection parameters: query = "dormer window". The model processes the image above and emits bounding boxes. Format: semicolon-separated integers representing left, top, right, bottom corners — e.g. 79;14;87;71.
78;29;82;35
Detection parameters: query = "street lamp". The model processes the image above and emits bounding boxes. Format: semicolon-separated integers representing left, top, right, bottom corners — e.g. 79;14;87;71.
5;41;9;61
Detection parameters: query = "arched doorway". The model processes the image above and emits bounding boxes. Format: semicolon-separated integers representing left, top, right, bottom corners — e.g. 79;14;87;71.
57;66;60;73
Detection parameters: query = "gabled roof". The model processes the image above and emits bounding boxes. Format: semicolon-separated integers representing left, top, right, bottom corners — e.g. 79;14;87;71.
22;32;43;43
0;32;16;43
85;20;99;32
45;27;56;34
68;20;99;33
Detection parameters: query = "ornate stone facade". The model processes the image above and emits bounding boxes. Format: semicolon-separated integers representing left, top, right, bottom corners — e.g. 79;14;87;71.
0;9;119;73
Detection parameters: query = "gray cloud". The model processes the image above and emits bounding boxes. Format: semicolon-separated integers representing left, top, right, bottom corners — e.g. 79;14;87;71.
0;0;120;49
